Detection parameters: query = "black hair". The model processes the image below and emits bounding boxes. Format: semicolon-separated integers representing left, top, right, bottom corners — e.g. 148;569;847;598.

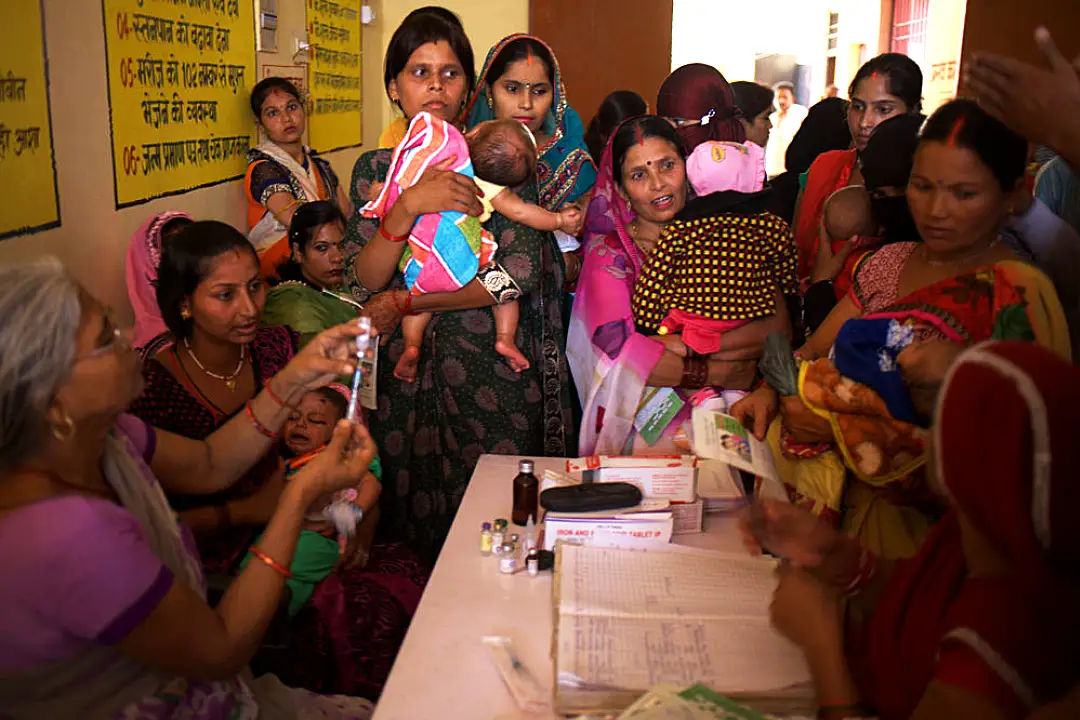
159;216;193;241
250;77;303;118
276;201;347;283
312;386;349;420
384;13;475;102
469;122;536;187
485;37;555;87
585;90;648;161
611;116;685;185
156;220;258;339
403;6;463;28
918;98;1027;192
848;53;924;113
773;81;795;93
732;81;776;121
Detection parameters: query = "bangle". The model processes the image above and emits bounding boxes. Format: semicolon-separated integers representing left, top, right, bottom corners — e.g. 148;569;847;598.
841;547;878;596
216;503;233;528
245;400;280;440
379;224;408;243
679;355;709;389
248;545;293;578
264;380;294;409
390;290;414;316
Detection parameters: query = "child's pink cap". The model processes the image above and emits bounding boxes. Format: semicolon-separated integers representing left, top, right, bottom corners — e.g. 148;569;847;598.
327;383;352;404
686;141;766;197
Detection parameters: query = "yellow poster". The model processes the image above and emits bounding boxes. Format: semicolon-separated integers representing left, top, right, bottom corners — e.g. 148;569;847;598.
103;0;256;207
0;0;60;239
307;0;362;152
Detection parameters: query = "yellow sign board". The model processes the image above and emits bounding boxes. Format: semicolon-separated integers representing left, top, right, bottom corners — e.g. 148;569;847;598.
0;0;60;239
307;0;362;152
103;0;256;207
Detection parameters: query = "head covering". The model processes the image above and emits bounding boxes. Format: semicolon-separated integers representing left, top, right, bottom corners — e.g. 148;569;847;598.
582;118;639;272
656;64;745;153
686;140;765;196
861;114;925;190
832;317;919;424
327;382;352;404
783;97;851;176
125;210;192;349
465;33;597;211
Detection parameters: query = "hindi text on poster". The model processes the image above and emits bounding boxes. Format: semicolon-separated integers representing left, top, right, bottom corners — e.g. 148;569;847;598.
103;0;256;207
307;0;362;152
1;0;60;239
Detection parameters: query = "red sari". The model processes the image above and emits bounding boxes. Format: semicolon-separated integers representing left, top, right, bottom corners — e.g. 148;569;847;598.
848;342;1080;719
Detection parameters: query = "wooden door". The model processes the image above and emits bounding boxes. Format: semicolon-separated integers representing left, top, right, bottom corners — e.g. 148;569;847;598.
530;0;673;142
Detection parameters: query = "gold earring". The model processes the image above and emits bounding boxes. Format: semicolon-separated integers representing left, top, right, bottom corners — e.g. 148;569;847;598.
52;412;76;443
181;308;191;320
487;93;493;110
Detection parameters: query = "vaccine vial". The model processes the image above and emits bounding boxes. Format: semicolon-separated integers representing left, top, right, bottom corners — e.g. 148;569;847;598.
498;544;517;574
480;522;493;556
526;549;539;577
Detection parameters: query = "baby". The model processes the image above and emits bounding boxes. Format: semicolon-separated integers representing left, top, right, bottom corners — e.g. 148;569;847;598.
240;385;380;616
363;112;582;382
632;140;798;356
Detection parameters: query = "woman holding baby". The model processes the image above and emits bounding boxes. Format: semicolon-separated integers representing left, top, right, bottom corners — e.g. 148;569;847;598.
342;16;594;562
732;99;1072;564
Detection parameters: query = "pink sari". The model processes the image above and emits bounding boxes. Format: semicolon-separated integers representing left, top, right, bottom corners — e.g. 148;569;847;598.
569;140;665;454
125;211;191;349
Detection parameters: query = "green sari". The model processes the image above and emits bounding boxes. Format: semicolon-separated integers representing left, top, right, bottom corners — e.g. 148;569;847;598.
261;281;359;348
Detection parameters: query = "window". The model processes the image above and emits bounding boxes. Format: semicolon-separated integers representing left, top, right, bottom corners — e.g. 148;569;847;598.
827;12;840;51
891;0;930;63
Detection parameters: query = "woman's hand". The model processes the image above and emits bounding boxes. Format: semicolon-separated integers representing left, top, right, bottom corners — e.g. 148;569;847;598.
362;290;407;338
400;156;483;218
739;499;841;568
291;421;379;502
367;180;385;204
729;384;780;441
707;358;757;390
780;395;834;444
275;321;369;395
562;251;582;285
770;564;843;652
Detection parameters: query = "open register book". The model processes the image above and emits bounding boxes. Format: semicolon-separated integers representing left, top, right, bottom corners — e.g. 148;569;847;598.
553;544;813;716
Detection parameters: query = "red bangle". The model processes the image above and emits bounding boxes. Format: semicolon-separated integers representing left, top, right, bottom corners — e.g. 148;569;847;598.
679;355;708;389
390;290;414;316
264;381;291;408
379;224;408;243
245;400;280;440
248;546;293;578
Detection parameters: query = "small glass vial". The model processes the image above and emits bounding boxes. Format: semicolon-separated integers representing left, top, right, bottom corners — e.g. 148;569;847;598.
498;544;517;574
512;460;539;526
526;549;540;577
480;522;493;556
492;519;506;548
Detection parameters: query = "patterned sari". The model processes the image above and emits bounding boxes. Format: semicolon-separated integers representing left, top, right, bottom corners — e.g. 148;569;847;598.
129;326;428;700
465;34;597;212
772;242;1071;561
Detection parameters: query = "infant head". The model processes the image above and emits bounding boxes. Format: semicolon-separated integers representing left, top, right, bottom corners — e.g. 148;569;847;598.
823;185;876;242
897;340;966;422
466;119;537;187
283;386;348;455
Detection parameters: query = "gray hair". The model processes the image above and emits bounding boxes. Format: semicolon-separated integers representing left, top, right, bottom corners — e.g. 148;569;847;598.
0;257;83;472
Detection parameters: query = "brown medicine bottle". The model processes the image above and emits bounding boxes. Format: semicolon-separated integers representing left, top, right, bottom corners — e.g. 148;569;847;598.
511;459;539;526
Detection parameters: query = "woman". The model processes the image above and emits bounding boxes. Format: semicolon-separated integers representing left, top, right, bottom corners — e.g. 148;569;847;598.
343;17;576;562
656;63;746;153
130;222;426;699
0;257;376;718
465;33;598;286
731;81;775;148
245;77;353;279
569;116;785;455
263;201;361;348
793;53;923;287
584;90;648;169
748;341;1080;720
732;100;1071;562
125;210;193;355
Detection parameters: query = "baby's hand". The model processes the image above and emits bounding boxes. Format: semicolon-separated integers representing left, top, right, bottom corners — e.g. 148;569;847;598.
557;207;584;236
367;181;385;204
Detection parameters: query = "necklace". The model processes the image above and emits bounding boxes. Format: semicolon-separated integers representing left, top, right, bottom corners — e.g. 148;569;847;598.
184;337;246;390
629;219;655;256
920;237;999;267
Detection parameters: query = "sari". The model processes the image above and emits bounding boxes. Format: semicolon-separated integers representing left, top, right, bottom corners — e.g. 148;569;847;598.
126;210;192;353
465;33;597;212
849;342;1080;719
772;242;1071;560
0;414;372;719
793;148;861;287
262;280;360;349
245;143;342;278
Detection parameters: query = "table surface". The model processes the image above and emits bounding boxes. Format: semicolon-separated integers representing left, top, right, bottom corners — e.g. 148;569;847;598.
373;455;748;720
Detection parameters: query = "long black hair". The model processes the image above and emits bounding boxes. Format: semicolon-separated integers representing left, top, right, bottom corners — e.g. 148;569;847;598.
731;81;775;121
276;201;347;284
384;12;475;103
585;90;648;161
484;36;556;87
156;221;258;338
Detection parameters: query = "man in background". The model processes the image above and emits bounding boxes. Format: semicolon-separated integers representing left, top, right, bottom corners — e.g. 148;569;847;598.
766;81;808;178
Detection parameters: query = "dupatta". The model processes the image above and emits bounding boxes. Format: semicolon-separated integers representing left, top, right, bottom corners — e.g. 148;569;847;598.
465;33;597;212
126;211;192;349
567;134;665;455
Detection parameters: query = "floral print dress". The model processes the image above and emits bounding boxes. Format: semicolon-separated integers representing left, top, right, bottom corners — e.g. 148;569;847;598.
344;149;575;563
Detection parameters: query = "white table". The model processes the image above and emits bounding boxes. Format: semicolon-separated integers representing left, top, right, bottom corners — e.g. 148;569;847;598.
373;455;748;720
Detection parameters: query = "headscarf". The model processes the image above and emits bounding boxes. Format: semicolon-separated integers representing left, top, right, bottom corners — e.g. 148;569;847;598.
783;97;851;176
125;210;192;349
656;63;745;153
464;33;597;211
861;341;1080;718
860;113;924;245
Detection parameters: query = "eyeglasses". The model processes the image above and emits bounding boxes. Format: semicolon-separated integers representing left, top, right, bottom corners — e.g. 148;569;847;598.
664;108;717;129
76;307;128;361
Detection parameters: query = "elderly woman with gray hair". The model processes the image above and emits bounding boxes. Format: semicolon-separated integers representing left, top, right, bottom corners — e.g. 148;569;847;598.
0;258;377;719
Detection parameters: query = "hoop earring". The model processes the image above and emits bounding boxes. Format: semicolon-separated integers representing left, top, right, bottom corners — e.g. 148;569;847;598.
52;413;76;443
